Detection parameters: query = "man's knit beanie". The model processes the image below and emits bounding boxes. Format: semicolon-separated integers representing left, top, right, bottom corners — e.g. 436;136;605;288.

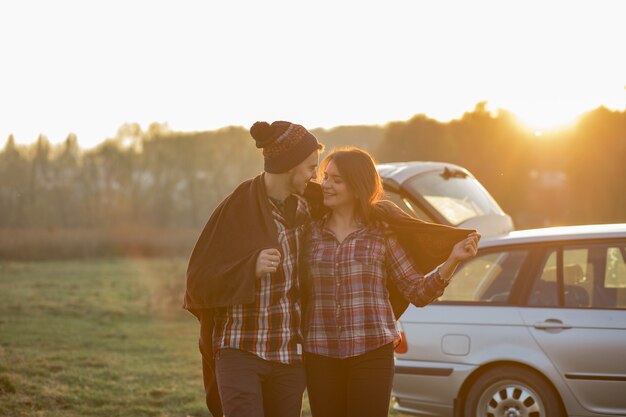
250;121;321;173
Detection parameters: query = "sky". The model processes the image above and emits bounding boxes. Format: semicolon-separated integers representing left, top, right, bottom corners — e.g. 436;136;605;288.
1;0;625;148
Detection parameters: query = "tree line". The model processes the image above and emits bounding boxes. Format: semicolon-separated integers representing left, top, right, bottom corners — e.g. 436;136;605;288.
1;104;624;232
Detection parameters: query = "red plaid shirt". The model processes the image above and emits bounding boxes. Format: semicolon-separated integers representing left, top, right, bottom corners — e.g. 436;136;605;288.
303;218;448;358
212;195;310;364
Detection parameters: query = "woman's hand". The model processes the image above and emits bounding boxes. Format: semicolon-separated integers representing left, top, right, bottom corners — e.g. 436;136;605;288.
450;232;481;263
439;232;481;282
255;248;282;277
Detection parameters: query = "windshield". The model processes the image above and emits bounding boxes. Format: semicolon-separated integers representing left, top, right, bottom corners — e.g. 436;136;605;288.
404;168;505;226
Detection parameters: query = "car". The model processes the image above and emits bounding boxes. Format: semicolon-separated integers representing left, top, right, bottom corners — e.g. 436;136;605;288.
377;162;626;417
376;161;514;238
391;225;626;417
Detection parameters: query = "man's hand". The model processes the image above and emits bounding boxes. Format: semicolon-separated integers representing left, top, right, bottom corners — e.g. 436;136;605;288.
255;248;282;278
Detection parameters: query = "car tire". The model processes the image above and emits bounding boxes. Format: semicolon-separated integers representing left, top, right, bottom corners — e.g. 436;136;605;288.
463;365;565;417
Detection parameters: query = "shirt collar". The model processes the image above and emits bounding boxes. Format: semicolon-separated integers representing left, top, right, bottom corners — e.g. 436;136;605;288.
318;214;371;240
268;194;308;226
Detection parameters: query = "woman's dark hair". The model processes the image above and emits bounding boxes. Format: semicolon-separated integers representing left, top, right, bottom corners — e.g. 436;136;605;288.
319;147;384;223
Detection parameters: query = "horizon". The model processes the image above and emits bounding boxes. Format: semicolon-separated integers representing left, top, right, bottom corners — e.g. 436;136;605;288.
4;102;624;150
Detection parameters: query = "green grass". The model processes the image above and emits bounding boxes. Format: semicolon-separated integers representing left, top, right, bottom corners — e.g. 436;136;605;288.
0;258;210;417
0;259;410;417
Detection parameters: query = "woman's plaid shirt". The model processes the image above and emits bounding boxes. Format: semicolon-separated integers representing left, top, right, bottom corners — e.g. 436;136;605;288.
212;195;310;364
303;219;449;358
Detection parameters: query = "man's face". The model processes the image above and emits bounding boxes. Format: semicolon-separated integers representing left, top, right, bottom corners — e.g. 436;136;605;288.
288;150;320;195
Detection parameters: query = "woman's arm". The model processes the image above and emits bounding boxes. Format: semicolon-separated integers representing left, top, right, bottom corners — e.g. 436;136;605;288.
386;232;481;306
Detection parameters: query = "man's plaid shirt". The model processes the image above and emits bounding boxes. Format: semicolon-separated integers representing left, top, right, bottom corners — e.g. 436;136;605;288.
212;195;310;364
303;218;449;358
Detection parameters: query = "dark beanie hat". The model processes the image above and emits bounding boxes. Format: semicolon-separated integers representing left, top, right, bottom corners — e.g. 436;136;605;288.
250;121;322;173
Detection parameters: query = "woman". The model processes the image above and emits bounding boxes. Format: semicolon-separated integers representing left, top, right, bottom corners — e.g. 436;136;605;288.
302;147;480;417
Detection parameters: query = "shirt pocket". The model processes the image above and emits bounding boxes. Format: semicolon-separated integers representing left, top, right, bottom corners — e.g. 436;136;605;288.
352;237;385;266
307;239;332;275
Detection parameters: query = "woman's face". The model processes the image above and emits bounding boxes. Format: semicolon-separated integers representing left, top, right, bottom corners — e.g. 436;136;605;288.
321;160;357;210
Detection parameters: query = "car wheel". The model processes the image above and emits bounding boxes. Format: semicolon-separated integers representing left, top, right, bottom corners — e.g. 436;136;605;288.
463;365;565;417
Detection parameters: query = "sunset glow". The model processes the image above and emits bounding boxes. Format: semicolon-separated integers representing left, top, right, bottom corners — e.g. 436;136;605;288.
513;106;581;132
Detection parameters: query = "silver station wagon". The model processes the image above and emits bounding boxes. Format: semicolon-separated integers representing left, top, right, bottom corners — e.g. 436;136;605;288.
377;162;626;417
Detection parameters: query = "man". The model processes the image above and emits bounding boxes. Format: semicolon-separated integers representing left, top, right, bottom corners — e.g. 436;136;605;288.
184;121;325;417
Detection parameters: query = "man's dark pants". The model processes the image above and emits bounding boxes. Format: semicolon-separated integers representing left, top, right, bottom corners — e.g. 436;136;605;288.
214;348;306;417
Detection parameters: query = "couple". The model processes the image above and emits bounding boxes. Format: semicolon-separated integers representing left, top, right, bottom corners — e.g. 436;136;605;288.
184;121;480;417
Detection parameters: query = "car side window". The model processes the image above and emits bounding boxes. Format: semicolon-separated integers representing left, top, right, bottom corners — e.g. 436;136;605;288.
602;246;626;308
528;243;626;309
439;250;528;303
529;250;559;306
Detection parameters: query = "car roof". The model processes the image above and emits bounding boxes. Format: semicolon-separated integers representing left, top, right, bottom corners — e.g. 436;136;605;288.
479;223;626;248
376;161;471;185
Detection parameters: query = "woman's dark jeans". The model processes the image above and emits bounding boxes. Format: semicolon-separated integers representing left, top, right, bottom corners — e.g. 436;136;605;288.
304;343;395;417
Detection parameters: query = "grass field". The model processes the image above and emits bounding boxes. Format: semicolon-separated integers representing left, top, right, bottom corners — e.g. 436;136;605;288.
0;258;410;417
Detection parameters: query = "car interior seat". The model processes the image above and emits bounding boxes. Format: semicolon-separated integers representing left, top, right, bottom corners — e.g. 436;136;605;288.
529;264;590;307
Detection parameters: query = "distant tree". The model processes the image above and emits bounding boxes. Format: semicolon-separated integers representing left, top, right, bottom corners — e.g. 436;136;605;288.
312;125;386;155
0;135;29;226
568;107;626;223
26;135;54;227
115;122;144;152
49;134;82;226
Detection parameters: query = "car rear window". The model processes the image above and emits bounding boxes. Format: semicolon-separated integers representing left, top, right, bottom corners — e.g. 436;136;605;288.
404;169;504;226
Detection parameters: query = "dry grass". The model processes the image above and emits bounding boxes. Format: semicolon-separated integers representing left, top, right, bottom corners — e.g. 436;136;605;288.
0;228;198;260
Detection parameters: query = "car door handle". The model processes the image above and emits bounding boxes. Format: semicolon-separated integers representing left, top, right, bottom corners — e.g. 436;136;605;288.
533;319;572;330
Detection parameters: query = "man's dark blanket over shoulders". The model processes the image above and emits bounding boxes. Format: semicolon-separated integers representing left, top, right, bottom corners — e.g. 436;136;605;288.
184;175;474;320
183;174;327;318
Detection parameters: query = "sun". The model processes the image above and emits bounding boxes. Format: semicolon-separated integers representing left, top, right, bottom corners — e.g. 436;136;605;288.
512;105;580;132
